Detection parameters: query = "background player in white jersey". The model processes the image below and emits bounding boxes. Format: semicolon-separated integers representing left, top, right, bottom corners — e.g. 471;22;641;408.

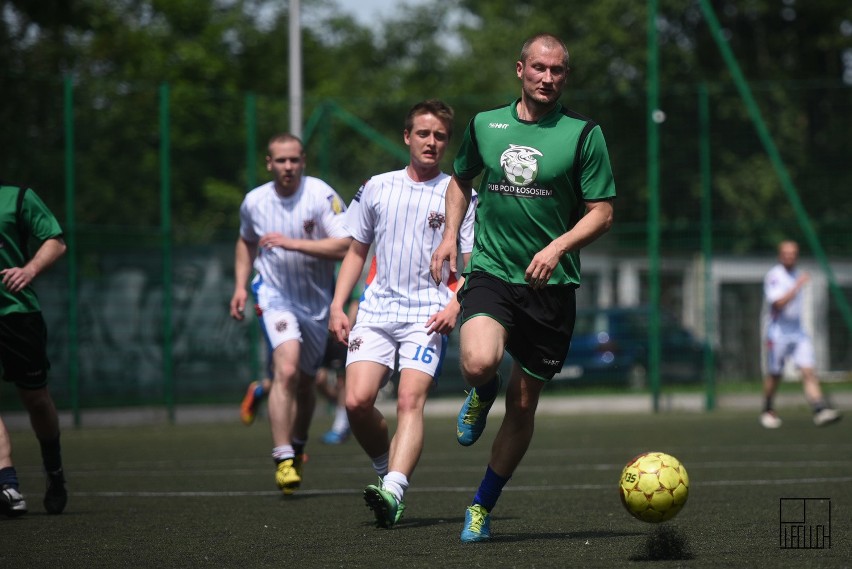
230;133;351;494
328;100;476;529
760;240;841;429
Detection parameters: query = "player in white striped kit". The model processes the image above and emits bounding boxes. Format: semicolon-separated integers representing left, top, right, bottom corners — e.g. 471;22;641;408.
760;240;841;428
230;133;351;494
329;100;476;528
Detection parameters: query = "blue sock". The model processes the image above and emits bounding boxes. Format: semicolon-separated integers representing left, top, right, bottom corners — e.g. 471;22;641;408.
472;465;510;511
0;466;20;489
476;375;500;401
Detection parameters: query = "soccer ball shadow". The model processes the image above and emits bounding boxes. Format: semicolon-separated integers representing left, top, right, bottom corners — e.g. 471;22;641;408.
630;525;694;561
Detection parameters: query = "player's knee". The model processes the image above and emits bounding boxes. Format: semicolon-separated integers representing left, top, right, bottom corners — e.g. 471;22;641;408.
460;357;499;385
273;363;299;387
504;386;540;418
395;390;426;416
505;396;537;421
344;394;373;421
17;387;55;415
800;368;819;384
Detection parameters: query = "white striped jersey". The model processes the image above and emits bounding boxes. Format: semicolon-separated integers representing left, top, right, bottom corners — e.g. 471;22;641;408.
345;169;476;324
239;177;349;320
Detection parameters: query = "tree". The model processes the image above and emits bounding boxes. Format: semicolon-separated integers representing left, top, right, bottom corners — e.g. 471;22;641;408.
1;0;849;251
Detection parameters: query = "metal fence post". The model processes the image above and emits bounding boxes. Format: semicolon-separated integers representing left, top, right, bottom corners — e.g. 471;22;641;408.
63;75;80;427
160;82;174;422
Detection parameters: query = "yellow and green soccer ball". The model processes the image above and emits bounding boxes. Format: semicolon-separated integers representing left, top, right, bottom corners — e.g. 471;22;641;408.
619;451;689;523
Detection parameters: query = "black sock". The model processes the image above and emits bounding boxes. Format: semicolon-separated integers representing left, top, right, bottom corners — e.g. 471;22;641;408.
39;434;63;473
476;376;500;401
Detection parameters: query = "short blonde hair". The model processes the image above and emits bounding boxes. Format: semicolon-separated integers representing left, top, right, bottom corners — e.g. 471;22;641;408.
519;33;570;68
267;133;304;156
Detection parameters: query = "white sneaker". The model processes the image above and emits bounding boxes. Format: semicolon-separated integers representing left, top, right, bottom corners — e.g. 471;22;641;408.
760;411;782;429
0;485;28;517
813;408;842;427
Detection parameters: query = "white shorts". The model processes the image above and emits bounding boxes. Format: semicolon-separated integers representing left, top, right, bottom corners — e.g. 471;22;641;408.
259;307;328;376
766;334;815;376
345;321;449;384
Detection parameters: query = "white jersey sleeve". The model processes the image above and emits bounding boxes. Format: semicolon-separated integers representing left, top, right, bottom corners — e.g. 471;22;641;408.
344;182;375;245
317;183;350;239
459;191;477;254
764;265;799;311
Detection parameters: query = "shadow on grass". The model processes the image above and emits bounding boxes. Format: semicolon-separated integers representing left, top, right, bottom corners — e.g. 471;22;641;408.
629;525;694;561
393;516;466;529
392;515;648;542
494;530;646;544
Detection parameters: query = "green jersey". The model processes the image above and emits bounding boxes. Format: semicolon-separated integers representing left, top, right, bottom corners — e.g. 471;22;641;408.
453;100;616;285
1;184;64;315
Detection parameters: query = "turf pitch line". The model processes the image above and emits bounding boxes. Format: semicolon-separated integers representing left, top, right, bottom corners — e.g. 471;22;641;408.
71;475;852;498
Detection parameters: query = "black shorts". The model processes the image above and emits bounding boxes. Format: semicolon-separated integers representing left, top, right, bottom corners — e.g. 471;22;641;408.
322;333;347;370
0;311;51;389
458;271;576;380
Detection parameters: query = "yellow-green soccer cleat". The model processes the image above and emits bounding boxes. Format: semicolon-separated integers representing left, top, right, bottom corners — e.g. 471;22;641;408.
363;479;405;528
461;504;491;543
293;453;305;478
275;458;301;495
456;375;501;446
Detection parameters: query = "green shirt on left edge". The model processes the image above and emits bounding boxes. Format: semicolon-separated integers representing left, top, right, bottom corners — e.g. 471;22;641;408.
0;185;64;315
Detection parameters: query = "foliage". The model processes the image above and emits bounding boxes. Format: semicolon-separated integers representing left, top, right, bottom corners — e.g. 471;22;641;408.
1;0;850;249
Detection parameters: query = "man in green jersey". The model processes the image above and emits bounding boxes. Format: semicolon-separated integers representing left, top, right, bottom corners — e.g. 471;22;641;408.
431;33;616;542
0;182;68;517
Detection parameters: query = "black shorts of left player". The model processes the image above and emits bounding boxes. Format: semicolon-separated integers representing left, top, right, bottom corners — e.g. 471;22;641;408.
0;311;51;389
322;333;347;370
458;271;576;381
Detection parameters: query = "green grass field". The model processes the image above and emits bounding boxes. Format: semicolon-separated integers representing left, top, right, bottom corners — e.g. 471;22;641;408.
2;406;849;568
